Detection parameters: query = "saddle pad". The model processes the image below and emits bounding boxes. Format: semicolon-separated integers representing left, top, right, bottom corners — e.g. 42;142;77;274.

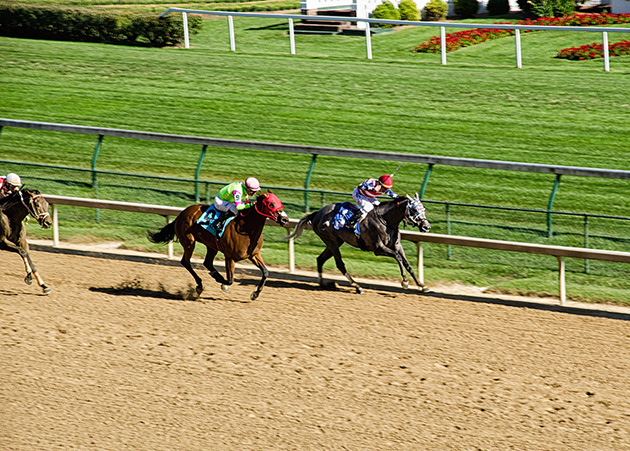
333;202;361;235
196;205;234;237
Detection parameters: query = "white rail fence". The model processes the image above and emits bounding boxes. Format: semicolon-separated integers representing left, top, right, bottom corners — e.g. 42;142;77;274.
43;194;630;305
161;8;630;72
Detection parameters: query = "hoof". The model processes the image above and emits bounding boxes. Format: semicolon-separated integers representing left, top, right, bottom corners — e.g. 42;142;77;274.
355;286;364;295
401;280;410;289
42;286;52;295
196;285;204;295
250;291;259;301
24;273;33;285
221;284;229;293
419;285;431;293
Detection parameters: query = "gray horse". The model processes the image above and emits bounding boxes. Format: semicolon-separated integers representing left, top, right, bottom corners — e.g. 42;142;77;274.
286;194;430;294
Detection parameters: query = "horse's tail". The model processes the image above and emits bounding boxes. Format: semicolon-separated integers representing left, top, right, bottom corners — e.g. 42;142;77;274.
284;212;316;241
147;220;176;244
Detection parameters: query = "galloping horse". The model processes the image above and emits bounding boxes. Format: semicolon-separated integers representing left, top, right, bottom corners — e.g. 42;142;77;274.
0;188;53;294
147;191;289;300
286;194;430;294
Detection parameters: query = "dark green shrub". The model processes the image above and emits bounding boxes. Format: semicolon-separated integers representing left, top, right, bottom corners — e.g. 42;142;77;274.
0;2;202;46
527;0;575;17
486;0;511;15
422;0;448;21
399;0;420;21
454;0;480;18
371;1;401;27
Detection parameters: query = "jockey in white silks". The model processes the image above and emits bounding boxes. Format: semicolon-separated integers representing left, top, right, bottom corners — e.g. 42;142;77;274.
347;174;399;229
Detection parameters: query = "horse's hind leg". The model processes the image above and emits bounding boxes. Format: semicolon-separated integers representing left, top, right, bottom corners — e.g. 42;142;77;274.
203;248;228;285
316;247;335;287
327;243;364;294
180;243;204;296
221;259;236;293
248;253;269;301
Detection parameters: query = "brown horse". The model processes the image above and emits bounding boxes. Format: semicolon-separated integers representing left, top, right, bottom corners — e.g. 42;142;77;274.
0;188;53;294
147;191;289;300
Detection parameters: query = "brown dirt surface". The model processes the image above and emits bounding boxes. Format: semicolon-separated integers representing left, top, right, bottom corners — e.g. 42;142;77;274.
1;248;629;450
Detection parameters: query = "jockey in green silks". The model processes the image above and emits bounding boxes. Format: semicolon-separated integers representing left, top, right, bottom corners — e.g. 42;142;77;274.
213;177;261;225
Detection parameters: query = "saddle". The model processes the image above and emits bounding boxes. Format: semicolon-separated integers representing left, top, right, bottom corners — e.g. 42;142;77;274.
333;202;361;236
196;205;235;237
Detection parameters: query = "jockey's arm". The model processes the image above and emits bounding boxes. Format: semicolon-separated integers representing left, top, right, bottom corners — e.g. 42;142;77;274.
233;190;253;210
385;189;399;199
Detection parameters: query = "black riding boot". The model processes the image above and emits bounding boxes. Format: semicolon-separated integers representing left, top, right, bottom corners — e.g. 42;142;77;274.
215;210;235;231
346;210;362;229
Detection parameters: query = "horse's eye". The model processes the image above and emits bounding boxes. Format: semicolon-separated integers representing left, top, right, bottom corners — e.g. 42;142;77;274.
269;203;275;209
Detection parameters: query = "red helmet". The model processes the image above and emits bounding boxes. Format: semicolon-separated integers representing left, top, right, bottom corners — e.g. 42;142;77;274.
379;174;393;189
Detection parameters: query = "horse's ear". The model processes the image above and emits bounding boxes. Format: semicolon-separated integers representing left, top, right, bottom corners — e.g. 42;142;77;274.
415;192;420;201
406;194;413;201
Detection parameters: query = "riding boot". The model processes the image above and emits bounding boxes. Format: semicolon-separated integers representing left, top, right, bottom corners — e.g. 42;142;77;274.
215;210;235;231
346;210;362;230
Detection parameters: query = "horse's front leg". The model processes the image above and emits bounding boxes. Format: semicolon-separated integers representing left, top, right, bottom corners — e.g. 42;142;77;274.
203;248;228;285
248;253;269;301
21;254;51;294
376;243;429;292
1;238;50;294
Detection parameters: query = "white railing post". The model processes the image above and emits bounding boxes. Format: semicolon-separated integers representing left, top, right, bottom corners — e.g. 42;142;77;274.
440;26;447;65
365;22;372;60
287;228;295;273
166;216;174;259
603;31;610;72
289;18;296;55
557;256;566;306
515;29;522;69
228;16;236;52
52;204;59;247
182;12;190;49
416;242;424;285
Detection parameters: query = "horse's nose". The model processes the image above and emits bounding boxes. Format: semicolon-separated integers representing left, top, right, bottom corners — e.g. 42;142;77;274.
421;221;431;233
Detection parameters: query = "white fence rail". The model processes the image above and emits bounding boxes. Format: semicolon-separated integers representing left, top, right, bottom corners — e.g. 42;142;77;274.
160;8;630;72
43;194;630;305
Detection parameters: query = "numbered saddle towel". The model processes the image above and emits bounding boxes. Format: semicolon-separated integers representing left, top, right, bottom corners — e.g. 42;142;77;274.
196;205;234;237
333;202;361;235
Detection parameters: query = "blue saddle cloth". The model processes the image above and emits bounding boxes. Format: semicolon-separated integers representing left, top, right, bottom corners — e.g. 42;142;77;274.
196;205;234;237
333;202;361;235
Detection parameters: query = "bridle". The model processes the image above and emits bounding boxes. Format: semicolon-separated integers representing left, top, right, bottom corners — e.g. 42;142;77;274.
405;197;426;227
254;194;284;221
19;190;51;224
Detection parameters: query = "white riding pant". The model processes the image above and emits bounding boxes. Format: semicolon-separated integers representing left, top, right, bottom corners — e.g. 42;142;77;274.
214;196;238;215
352;188;379;218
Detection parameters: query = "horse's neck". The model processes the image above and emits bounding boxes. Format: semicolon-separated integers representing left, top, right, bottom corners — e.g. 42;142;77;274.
375;200;406;227
237;205;266;232
2;202;28;224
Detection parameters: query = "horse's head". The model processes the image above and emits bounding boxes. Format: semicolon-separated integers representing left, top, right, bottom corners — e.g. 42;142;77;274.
20;189;53;229
405;194;430;233
255;191;289;226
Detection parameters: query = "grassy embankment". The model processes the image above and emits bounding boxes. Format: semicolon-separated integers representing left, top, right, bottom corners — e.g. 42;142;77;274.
1;9;629;303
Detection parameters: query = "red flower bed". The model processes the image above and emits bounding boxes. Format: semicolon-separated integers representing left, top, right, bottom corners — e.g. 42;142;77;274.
413;13;630;54
556;39;630;60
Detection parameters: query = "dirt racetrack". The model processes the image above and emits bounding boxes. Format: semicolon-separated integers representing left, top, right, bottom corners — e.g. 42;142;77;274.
1;247;629;451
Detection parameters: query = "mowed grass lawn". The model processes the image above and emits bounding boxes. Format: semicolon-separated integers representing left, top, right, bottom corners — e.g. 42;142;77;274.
1;13;629;304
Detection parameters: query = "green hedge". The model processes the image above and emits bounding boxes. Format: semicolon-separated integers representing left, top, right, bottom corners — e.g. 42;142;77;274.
0;2;202;46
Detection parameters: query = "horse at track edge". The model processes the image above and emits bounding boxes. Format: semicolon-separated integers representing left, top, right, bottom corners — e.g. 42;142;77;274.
0;188;53;294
